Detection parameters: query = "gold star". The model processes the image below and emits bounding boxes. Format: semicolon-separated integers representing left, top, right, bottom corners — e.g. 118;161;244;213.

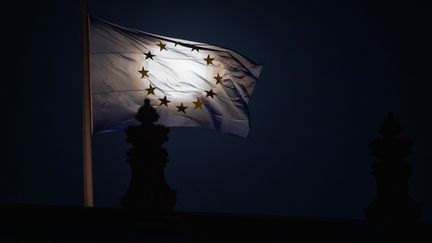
138;67;149;78
205;89;216;98
192;98;203;109
159;95;171;106
157;41;167;51
144;51;155;60
214;73;223;84
191;46;200;52
176;102;188;113
203;54;215;65
146;84;156;95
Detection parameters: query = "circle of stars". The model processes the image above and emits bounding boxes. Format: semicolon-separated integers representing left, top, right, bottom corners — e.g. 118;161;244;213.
138;40;226;114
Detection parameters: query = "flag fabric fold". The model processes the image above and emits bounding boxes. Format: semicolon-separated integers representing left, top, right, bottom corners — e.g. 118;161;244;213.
90;17;262;137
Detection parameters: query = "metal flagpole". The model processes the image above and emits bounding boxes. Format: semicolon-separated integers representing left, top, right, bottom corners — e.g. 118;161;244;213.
80;0;94;207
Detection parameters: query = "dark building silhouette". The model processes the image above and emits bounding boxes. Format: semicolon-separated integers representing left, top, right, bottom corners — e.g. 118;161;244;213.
121;99;177;214
365;112;422;224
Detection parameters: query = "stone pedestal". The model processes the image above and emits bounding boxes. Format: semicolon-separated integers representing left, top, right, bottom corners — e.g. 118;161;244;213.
121;99;177;214
365;113;421;224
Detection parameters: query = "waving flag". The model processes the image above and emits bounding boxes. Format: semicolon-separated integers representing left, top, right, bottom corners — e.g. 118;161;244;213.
90;17;262;137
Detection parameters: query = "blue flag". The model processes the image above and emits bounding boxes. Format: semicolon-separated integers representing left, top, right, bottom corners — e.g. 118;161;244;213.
90;17;262;137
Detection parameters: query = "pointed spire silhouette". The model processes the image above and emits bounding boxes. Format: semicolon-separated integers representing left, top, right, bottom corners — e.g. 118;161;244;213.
365;112;422;224
121;99;177;214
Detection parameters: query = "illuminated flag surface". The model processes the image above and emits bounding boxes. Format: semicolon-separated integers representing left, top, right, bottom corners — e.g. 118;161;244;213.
90;17;262;137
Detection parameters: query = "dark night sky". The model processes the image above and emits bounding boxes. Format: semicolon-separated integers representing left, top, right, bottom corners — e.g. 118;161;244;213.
1;0;431;222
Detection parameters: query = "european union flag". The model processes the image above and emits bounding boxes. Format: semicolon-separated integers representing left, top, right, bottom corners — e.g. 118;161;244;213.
90;17;262;137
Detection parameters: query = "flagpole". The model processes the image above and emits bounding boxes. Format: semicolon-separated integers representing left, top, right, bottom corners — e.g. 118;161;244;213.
81;0;94;207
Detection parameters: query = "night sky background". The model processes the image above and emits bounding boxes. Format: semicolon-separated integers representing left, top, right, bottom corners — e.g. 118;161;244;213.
1;0;431;222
